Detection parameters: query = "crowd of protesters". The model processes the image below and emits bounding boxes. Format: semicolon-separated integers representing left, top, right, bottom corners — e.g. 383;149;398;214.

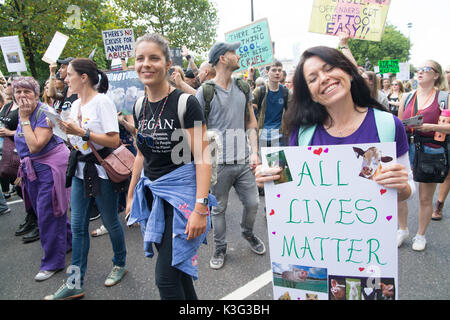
0;28;449;301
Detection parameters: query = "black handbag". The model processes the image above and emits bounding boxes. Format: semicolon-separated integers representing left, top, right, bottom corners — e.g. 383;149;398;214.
412;135;449;183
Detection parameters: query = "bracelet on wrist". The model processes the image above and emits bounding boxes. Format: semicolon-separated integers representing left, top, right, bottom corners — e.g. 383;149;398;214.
193;209;209;216
339;45;349;50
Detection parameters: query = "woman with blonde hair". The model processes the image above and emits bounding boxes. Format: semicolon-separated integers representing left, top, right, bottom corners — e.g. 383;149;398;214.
398;59;450;251
387;79;405;116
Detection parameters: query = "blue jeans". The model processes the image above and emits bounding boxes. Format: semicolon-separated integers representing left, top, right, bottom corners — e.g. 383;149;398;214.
69;177;126;287
0;189;8;212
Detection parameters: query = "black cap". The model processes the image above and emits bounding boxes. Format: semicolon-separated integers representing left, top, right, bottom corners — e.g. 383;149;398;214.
208;42;240;66
57;57;75;65
184;69;195;79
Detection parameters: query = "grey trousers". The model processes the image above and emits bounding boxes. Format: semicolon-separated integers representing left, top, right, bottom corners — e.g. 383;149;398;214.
211;163;259;251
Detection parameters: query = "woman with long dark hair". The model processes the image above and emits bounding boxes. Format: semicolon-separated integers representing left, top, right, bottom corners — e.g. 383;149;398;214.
257;46;413;219
45;58;127;300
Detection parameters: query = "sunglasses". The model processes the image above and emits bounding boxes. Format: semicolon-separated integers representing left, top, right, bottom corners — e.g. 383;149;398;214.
414;66;437;73
136;132;154;147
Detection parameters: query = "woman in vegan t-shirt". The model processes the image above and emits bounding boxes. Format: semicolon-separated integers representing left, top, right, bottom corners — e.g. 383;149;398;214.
126;33;212;300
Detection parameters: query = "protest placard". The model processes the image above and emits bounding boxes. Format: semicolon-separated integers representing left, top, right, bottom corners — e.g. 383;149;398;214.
309;0;391;42
0;35;27;73
378;59;400;74
225;18;273;72
102;28;135;60
396;62;410;81
105;70;145;115
42;31;69;64
262;143;398;300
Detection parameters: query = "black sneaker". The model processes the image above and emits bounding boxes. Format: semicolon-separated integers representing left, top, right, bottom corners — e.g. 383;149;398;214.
243;234;266;255
209;248;226;270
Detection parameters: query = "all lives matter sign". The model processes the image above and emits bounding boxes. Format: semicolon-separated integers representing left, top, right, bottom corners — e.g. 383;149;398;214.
261;143;398;300
102;28;135;60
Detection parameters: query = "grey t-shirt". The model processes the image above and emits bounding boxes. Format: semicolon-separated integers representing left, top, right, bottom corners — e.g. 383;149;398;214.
196;78;253;164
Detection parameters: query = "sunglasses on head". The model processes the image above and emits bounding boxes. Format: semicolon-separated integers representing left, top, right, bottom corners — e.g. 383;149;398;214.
414;66;437;73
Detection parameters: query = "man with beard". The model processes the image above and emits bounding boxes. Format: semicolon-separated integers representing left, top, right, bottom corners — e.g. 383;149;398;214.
196;42;265;270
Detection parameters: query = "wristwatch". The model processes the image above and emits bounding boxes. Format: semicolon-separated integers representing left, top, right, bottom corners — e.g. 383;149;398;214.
21;121;31;126
196;198;209;206
82;128;91;141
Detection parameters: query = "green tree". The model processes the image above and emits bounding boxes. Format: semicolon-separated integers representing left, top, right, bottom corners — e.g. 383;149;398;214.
0;0;125;81
347;23;411;70
115;0;218;53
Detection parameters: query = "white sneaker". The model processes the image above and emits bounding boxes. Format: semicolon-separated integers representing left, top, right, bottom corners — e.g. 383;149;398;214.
412;235;427;251
397;229;409;247
35;270;57;282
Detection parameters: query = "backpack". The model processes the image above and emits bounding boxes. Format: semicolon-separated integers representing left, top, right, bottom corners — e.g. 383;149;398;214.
256;84;290;114
201;78;251;127
134;93;220;186
403;90;449;111
297;108;396;146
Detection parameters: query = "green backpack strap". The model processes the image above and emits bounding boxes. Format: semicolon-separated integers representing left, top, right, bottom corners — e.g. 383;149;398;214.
297;108;395;146
297;125;317;146
202;81;216;126
373;108;396;142
235;78;251;122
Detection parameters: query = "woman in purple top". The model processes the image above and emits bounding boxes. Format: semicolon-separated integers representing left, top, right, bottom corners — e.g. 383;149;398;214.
398;60;450;251
255;46;413;234
13;77;72;282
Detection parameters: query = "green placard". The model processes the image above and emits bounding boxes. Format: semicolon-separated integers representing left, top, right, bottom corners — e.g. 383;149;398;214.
225;18;273;72
378;59;400;74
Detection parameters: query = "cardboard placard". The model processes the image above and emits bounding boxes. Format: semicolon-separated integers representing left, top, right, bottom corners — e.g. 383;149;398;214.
102;28;135;60
225;18;274;72
309;0;391;42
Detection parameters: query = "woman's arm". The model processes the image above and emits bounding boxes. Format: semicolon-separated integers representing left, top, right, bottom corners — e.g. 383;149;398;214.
59;119;120;148
184;124;211;240
118;113;137;137
125;149;144;218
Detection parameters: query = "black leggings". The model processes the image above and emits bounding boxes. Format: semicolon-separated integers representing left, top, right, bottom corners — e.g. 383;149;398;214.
154;199;198;300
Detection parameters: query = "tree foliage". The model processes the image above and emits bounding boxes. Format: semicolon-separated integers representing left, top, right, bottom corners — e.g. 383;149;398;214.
0;0;125;81
348;23;411;69
115;0;218;53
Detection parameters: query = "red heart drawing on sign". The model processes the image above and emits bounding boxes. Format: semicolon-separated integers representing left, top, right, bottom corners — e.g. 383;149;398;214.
313;148;323;156
359;267;365;272
269;209;275;216
380;189;387;196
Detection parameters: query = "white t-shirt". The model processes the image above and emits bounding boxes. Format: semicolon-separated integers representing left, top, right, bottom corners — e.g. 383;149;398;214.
69;94;119;179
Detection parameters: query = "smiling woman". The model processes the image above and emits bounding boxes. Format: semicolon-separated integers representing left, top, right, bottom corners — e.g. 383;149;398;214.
255;45;413;220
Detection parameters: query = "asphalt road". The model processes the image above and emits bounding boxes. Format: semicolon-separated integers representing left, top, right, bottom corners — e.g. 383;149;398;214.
0;182;449;301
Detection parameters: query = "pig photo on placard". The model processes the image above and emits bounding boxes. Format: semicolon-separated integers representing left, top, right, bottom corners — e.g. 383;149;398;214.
353;146;393;181
272;263;328;293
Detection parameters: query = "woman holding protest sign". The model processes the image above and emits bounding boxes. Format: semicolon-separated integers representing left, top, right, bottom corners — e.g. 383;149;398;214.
255;46;413;232
126;33;215;300
45;58;127;300
397;60;450;251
